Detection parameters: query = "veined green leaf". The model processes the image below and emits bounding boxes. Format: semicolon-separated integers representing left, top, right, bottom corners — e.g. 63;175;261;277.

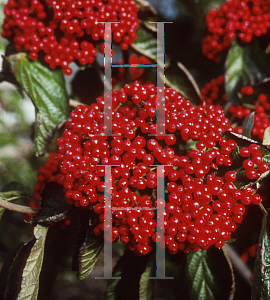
225;40;270;104
133;26;157;60
5;239;36;300
6;53;69;156
252;209;270;300
186;247;233;300
187;249;215;300
17;224;49;300
76;228;104;280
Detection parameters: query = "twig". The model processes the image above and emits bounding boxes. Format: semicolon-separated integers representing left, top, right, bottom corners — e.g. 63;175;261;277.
242;170;270;189
222;245;236;300
163;74;188;98
0;198;39;214
258;202;268;216
134;0;157;16
223;243;253;287
176;61;201;100
130;43;156;62
69;99;81;107
142;21;157;32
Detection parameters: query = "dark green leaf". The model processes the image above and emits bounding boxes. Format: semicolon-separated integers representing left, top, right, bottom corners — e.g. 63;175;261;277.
5;239;36;300
6;53;69;156
1;181;32;196
35;182;72;223
17;224;49;300
225;40;270;104
72;210;104;280
242;111;255;138
139;253;155;300
76;227;104;280
196;0;226;14
186;247;233;300
252;209;270;300
187;249;215;300
133;26;157;60
261;267;270;300
105;250;154;300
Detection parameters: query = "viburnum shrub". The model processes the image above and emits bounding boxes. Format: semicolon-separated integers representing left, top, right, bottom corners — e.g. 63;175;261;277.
1;0;139;74
2;0;270;299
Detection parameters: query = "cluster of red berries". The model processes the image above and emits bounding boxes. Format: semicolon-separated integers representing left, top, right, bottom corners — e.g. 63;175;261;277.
201;76;270;142
201;75;226;106
2;0;139;75
239;143;269;179
202;0;270;62
33;152;60;201
31;81;264;255
228;87;270;141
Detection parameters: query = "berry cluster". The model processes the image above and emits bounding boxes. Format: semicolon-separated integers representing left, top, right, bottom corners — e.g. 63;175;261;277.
33;152;60;201
228;87;270;141
202;0;270;61
201;75;226;106
201;76;270;142
44;81;265;255
2;0;139;75
239;143;269;180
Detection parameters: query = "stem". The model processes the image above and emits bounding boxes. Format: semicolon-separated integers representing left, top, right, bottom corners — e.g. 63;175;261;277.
222;245;236;300
176;61;201;99
134;0;157;16
69;99;81;107
258;202;268;216
223;243;253;287
0;198;39;214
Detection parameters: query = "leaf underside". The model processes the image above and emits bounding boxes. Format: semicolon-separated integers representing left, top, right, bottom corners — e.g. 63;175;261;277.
6;53;69;156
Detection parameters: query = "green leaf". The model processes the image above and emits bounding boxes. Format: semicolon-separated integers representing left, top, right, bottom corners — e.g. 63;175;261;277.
186;248;233;300
5;239;36;300
76;227;104;280
242;111;255;138
72;210;104;280
263;127;270;146
105;251;154;300
196;0;226;14
225;40;270;104
133;26;157;60
187;249;215;300
18;224;49;300
6;53;69;156
139;253;155;300
34;182;71;223
252;209;270;300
